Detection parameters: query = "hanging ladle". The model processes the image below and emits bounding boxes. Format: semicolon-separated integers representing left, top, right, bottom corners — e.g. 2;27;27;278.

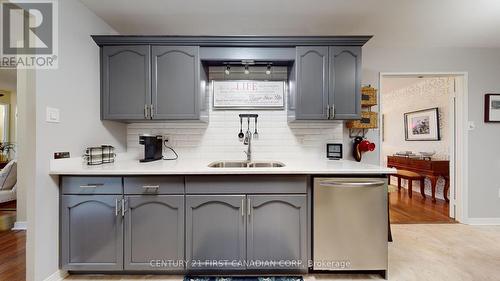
238;116;244;140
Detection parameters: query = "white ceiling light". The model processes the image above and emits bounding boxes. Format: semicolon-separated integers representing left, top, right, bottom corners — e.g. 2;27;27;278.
265;64;272;75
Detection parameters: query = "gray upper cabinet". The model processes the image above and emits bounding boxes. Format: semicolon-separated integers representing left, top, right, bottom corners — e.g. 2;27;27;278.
329;46;361;120
186;195;246;270
293;46;362;120
152;46;200;120
295;46;329;120
246;195;307;271
61;195;123;271
124;195;184;271
102;45;151;120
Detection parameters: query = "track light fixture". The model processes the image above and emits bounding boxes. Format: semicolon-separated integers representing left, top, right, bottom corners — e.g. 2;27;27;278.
266;64;272;75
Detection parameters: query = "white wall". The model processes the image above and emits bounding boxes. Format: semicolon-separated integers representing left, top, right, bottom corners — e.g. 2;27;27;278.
352;46;500;219
29;0;126;280
381;77;453;199
381;77;452;162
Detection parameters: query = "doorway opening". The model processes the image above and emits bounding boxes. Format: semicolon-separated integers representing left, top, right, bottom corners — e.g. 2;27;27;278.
0;69;18;219
379;72;468;224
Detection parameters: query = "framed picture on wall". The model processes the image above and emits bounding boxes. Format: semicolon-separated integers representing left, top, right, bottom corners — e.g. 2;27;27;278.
484;94;500;122
404;108;440;141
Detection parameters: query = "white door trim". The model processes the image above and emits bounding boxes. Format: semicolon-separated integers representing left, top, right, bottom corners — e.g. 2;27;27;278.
378;72;469;223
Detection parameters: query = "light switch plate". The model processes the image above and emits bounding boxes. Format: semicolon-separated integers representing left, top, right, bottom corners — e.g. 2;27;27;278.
46;107;60;123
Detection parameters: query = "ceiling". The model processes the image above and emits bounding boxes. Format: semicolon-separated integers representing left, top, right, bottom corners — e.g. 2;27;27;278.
80;0;500;48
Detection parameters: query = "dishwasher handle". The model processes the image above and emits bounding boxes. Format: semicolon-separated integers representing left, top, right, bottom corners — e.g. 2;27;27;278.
319;180;385;188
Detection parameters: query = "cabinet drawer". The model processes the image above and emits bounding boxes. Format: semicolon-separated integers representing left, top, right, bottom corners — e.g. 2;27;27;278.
124;176;184;195
61;176;122;195
186;175;308;194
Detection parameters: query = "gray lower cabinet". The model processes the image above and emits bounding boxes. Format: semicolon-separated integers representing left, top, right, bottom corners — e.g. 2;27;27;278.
102;45;151;120
293;45;361;120
152;46;200;120
61;195;123;271
124;195;184;271
246;195;307;271
186;195;246;270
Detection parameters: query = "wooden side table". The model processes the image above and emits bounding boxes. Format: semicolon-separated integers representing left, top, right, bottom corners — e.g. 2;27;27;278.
387;156;450;202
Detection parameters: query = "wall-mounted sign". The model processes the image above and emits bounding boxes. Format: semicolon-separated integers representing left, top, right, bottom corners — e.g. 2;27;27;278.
213;80;285;109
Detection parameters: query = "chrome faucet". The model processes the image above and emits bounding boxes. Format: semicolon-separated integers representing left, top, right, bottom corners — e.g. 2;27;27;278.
243;130;252;162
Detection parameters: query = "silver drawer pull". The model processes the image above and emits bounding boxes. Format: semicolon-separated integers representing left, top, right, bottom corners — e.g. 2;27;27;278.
121;198;126;217
320;181;385;188
142;185;160;190
247;198;251;217
80;183;104;188
241;198;245;217
115;198;119;217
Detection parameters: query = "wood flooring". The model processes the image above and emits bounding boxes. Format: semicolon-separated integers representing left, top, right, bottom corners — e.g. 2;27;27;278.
389;187;455;224
0;201;25;281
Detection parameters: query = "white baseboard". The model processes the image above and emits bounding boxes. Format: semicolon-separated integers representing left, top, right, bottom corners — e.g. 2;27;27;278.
43;270;68;281
465;218;500;225
11;221;27;230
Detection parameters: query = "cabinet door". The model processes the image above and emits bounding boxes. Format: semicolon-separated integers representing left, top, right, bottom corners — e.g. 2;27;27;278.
61;195;123;271
152;46;200;120
102;45;151;120
186;195;246;270
124;195;184;271
247;195;307;271
329;46;361;120
295;46;329;120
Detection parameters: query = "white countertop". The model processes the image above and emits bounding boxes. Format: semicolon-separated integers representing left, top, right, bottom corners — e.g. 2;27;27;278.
49;154;395;175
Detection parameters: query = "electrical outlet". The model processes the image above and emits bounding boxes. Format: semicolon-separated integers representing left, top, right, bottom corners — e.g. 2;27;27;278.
163;135;170;143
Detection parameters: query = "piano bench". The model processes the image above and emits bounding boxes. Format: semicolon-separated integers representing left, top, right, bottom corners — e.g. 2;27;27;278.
388;170;426;199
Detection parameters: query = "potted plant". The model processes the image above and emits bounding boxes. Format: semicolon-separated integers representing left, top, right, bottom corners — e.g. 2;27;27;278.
0;142;15;162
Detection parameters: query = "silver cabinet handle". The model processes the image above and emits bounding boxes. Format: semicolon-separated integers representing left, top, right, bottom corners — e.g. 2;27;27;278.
142;185;160;189
79;183;103;188
150;104;154;119
144;104;149;119
247;198;251;217
115;198;119;217
330;104;335;119
241;198;245;217
326;104;330;119
121;198;126;217
320;181;385;188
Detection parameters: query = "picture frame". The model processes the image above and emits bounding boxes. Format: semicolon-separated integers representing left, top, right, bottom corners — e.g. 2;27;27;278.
484;94;500;122
404;108;440;141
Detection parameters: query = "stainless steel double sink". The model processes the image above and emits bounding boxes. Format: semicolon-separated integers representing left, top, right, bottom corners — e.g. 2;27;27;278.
208;160;285;168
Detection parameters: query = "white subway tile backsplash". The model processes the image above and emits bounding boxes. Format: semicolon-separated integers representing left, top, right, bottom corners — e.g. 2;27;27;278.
127;85;344;160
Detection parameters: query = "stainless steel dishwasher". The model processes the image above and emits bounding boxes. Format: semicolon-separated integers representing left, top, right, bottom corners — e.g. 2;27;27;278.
313;177;388;276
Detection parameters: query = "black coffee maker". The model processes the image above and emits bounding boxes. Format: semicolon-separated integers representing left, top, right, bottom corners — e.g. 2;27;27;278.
139;135;163;162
